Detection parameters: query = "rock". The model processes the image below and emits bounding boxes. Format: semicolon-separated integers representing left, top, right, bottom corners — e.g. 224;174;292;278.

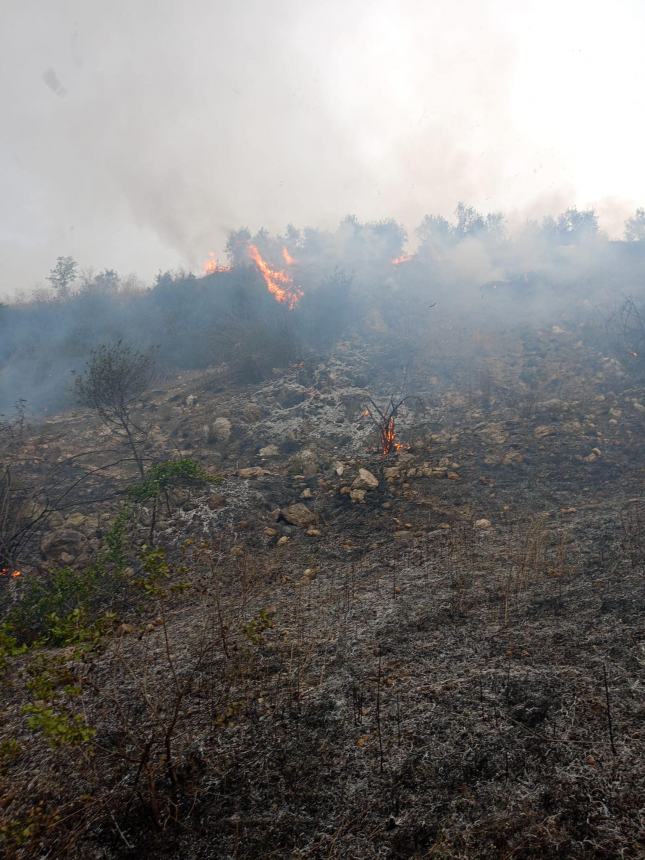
238;467;269;478
474;518;492;530
244;403;263;422
40;529;87;563
211;417;232;443
207;494;227;509
350;488;366;503
534;425;556;439
281;503;317;528
334;462;345;477
264;527;278;536
290;448;318;477
300;488;313;499
352;468;379;490
339;486;351;495
538;398;568;416
185;394;197;408
582;448;602;463
394;530;413;541
47;512;65;529
501;450;524;466
64;512;99;533
478;423;507;445
383;467;400;479
306;527;321;536
259;444;279;458
277;535;290;546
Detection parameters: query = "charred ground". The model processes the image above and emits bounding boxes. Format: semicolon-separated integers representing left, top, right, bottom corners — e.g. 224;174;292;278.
0;299;643;859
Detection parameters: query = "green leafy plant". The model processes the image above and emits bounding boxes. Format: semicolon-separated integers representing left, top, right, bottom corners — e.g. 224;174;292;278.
23;704;95;747
0;623;27;674
243;608;274;645
127;458;219;545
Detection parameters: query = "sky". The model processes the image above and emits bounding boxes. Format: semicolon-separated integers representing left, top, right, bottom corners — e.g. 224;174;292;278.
1;0;644;295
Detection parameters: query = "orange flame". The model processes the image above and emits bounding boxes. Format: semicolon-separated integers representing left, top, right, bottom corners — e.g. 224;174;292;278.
248;244;303;310
203;252;231;275
391;254;414;266
282;247;296;266
0;568;21;578
382;417;397;454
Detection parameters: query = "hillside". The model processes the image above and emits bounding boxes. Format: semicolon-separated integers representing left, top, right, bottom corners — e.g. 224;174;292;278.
1;318;643;859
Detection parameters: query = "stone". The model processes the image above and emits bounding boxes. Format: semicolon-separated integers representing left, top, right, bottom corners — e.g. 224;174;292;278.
474;518;492;530
211;417;232;442
207;494;227;509
306;527;321;536
244;403;263;422
394;530;413;541
501;450;524;466
40;528;87;563
281;503;317;528
238;467;269;478
352;468;379;490
277;535;290;546
64;512;99;532
478;423;508;445
300;488;313;499
350;488;366;503
383;467;400;479
259;444;279;458
582;448;602;463
534;425;556;439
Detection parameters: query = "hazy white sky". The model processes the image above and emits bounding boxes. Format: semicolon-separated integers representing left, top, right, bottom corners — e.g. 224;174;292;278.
1;0;644;294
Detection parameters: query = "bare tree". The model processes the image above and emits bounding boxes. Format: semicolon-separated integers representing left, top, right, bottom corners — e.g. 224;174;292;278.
48;256;78;298
75;341;156;477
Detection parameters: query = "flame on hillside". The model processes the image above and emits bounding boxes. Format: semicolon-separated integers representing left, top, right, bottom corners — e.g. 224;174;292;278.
0;568;22;578
248;244;303;310
203;252;231;275
282;247;296;266
391;254;414;266
381;417;406;455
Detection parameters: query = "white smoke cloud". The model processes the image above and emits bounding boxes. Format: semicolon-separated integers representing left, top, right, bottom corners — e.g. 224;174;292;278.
1;0;644;296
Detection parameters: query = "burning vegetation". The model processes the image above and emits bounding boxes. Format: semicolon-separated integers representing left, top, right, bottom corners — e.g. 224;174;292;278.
1;206;645;860
247;243;303;309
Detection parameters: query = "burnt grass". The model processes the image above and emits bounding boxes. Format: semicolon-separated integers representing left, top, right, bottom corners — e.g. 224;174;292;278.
1;318;644;859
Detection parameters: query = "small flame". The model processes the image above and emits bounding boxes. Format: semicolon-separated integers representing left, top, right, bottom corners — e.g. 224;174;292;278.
282;247;296;266
382;417;397;454
391;254;414;266
248;244;303;310
0;568;21;578
203;252;231;275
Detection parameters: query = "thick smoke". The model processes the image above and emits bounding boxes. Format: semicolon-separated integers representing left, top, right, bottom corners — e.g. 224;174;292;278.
3;1;645;294
2;206;645;414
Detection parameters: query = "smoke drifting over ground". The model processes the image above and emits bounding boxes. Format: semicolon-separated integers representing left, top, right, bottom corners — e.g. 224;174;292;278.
2;206;645;414
3;1;645;293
